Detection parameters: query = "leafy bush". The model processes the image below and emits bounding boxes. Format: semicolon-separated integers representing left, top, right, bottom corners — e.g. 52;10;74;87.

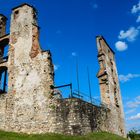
127;129;140;140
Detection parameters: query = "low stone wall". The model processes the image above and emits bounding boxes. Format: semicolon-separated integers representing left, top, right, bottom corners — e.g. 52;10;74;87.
0;94;110;135
48;98;110;135
0;94;122;136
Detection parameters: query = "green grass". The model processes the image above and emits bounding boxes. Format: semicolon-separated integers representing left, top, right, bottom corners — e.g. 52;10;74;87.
0;131;127;140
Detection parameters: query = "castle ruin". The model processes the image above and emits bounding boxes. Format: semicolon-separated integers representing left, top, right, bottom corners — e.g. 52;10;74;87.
0;3;125;137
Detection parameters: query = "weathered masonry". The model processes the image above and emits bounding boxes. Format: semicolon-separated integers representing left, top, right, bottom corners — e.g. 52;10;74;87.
96;36;126;136
0;3;126;137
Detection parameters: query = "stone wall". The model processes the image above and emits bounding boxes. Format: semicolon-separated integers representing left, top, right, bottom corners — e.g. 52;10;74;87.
3;4;54;133
0;94;111;135
96;36;126;137
47;98;111;135
0;94;122;136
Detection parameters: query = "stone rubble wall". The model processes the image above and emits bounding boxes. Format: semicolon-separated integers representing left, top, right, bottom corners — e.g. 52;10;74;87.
47;98;111;135
4;50;54;133
96;36;126;137
0;95;112;135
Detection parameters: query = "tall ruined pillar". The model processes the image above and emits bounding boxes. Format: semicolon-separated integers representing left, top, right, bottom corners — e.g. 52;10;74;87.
96;36;126;137
5;3;54;133
0;14;7;37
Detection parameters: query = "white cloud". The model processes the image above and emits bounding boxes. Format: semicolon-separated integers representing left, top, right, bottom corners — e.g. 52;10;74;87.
131;1;140;14
119;73;140;83
136;15;140;23
127;101;140;108
72;52;77;57
125;109;136;115
115;2;140;52
126;122;140;133
126;96;140;108
118;27;139;42
128;113;140;120
136;96;140;100
115;41;128;51
54;64;60;71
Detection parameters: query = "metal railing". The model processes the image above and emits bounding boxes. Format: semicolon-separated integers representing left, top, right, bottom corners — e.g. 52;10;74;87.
52;83;106;108
72;90;102;107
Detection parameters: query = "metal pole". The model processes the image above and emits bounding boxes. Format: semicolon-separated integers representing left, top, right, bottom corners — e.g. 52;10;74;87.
76;58;80;97
70;83;73;98
87;67;92;103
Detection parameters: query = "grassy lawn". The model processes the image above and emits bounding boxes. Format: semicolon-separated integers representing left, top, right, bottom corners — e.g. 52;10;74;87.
0;131;128;140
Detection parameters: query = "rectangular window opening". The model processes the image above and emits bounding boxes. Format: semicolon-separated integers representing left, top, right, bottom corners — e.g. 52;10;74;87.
0;69;8;94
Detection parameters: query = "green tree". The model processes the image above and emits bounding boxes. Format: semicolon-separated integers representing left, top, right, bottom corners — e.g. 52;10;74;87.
128;128;138;139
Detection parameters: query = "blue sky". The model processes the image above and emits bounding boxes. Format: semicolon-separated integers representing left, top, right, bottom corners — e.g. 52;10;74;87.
0;0;140;133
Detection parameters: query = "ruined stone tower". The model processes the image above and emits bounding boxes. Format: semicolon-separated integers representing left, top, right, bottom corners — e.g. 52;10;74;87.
96;36;126;136
0;3;125;137
0;4;54;133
